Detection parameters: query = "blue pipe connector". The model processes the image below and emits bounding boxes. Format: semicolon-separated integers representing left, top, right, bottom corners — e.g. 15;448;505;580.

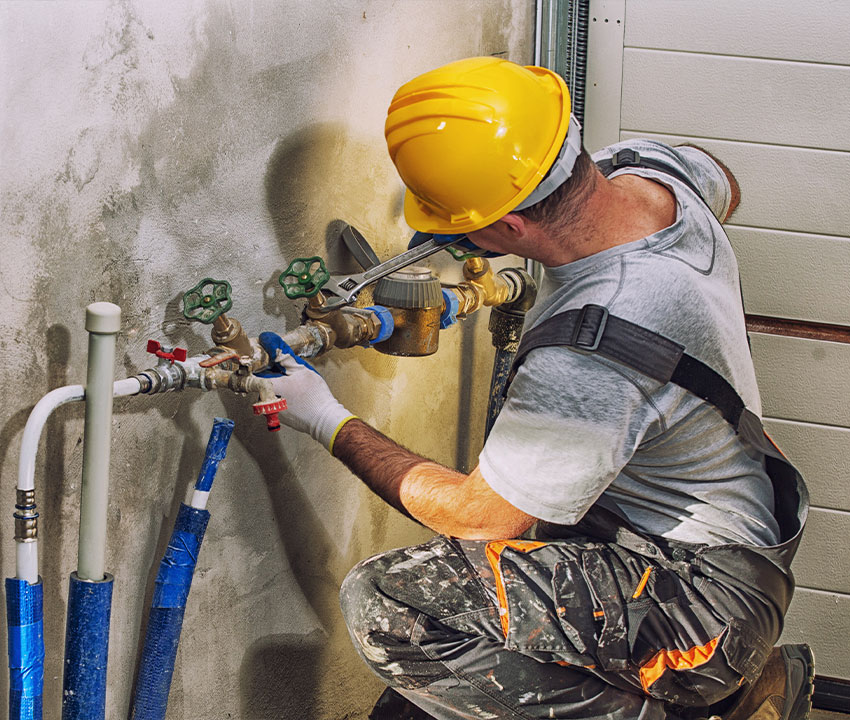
365;306;394;344
130;418;233;720
440;289;460;330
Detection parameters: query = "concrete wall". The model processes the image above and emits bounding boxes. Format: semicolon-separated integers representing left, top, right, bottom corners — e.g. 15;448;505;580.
0;1;534;717
584;0;850;681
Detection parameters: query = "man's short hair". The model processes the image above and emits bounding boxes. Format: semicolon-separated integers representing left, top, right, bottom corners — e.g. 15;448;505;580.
514;147;596;231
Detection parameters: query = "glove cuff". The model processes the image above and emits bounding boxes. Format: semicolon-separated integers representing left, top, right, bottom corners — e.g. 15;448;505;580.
327;415;359;456
312;402;357;450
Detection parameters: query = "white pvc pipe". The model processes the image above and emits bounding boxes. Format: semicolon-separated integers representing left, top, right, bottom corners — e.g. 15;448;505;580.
17;379;142;494
14;377;142;583
16;541;39;585
188;489;211;511
534;0;543;65
76;303;121;582
18;385;85;493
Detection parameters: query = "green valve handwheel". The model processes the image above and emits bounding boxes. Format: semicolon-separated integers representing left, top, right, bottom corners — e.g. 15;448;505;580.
182;278;233;324
279;256;330;298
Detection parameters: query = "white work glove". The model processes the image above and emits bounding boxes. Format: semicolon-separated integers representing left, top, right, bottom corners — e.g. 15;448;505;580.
259;333;356;451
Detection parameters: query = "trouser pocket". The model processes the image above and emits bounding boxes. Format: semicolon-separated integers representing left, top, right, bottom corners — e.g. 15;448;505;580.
494;542;632;671
578;549;629;671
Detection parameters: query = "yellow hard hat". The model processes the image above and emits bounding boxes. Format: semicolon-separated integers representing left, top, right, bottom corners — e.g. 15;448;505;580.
385;56;573;234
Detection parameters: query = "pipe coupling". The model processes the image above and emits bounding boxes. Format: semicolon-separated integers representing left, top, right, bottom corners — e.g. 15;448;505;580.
136;355;207;394
488;306;525;352
14;489;38;541
136;362;187;394
284;322;334;358
496;268;538;314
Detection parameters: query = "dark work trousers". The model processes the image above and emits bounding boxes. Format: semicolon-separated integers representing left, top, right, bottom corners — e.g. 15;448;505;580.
340;534;777;720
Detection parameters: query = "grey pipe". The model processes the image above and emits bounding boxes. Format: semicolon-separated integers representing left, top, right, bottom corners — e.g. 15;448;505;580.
76;303;121;582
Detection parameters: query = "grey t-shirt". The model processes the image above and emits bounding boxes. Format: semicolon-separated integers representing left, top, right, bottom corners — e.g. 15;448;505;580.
479;139;780;547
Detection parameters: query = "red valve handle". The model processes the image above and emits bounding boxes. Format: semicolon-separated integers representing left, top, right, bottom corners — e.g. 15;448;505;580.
253;398;287;432
147;339;188;364
199;350;240;368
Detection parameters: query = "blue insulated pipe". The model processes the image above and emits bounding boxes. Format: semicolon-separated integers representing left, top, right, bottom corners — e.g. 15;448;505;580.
61;573;113;720
130;417;234;720
5;578;44;720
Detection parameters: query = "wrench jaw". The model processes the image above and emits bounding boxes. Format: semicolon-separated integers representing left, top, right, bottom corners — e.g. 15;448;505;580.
319;277;360;308
319;237;458;309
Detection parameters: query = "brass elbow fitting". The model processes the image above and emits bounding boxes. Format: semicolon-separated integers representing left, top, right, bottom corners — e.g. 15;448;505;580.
449;257;520;317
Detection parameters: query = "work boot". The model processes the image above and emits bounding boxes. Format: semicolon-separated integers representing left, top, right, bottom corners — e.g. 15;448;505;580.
724;644;815;720
369;687;438;720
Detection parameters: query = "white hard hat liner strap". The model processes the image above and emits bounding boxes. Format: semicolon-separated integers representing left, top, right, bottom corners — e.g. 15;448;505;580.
513;114;583;212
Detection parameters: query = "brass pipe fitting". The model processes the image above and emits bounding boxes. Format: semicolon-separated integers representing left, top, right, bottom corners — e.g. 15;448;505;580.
448;282;485;318
304;305;382;351
462;257;514;307
202;366;277;403
211;314;254;358
14;489;38;541
446;258;519;318
283;322;334;358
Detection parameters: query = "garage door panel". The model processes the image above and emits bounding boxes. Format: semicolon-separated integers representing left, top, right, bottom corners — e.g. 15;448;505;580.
620;132;850;237
791;508;850;594
749;334;850;426
764;420;850;512
625;0;850;65
727;227;850;325
622;50;850;150
780;588;850;680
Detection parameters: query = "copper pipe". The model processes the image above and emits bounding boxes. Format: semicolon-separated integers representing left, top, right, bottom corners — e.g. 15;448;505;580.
745;314;850;345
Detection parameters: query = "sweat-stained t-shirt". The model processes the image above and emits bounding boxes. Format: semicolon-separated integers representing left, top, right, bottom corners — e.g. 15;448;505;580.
479;140;780;547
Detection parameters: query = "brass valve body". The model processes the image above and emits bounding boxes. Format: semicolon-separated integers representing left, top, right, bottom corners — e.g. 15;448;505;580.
378;306;441;356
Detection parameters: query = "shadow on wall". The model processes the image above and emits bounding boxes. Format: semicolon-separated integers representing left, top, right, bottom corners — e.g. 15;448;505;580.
215;389;387;718
263;122;395;266
238;631;324;719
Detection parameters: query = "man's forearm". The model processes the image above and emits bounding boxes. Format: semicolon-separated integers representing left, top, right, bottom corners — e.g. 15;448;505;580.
330;418;536;539
331;418;432;518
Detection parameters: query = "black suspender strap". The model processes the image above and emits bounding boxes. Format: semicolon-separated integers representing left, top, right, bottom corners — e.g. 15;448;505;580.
596;149;712;212
510;303;809;550
596;148;752;345
509;304;749;433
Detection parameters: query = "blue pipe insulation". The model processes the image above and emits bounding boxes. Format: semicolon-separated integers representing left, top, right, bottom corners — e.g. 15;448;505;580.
5;577;44;720
194;418;235;493
61;572;113;720
130;505;209;720
130;418;234;720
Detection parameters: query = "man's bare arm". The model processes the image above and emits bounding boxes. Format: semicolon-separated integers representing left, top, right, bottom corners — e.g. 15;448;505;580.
333;419;536;539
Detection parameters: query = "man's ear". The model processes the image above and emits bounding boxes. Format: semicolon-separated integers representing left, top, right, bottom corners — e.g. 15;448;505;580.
500;213;531;238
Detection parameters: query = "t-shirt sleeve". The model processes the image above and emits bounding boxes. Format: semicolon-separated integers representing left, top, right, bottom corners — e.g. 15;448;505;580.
478;346;662;525
671;145;732;222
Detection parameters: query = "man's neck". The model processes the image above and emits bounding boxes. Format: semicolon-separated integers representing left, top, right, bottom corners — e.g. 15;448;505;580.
536;172;677;267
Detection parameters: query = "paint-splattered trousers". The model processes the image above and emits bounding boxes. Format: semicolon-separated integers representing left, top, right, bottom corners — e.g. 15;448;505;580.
339;534;779;720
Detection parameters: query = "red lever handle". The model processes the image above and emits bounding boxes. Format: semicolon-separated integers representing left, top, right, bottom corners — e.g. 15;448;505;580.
146;339;188;364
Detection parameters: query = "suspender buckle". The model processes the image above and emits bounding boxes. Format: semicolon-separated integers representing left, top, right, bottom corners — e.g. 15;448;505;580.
612;149;641;168
572;304;609;351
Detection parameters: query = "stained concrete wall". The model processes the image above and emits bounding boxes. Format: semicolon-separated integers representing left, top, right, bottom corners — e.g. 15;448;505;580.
0;1;534;717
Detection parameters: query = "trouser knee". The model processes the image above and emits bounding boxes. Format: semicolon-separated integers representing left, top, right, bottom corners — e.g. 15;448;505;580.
339;552;417;664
